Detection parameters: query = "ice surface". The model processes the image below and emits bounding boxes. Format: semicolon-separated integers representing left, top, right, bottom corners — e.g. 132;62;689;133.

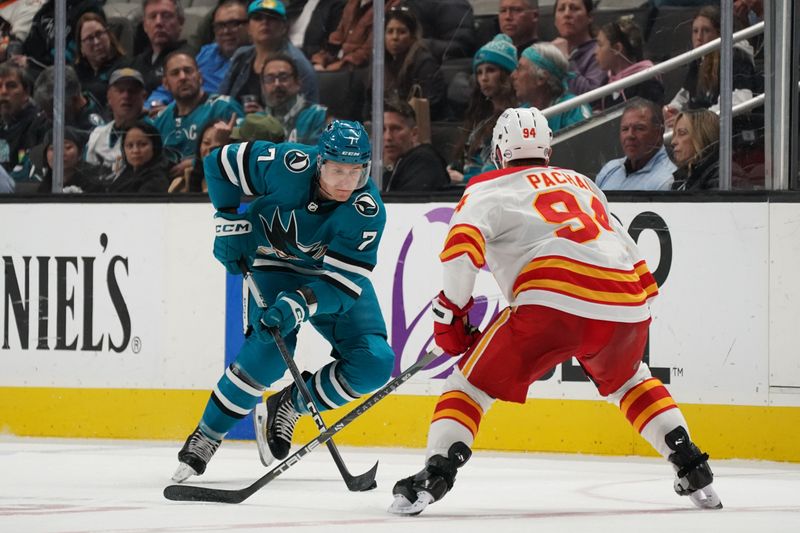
1;437;798;533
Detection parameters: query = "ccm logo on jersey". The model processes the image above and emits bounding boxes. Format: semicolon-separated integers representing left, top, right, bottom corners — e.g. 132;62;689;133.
353;193;379;217
284;149;311;173
216;221;252;235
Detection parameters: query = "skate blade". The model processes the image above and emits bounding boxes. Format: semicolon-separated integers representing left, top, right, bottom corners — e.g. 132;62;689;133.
387;491;434;516
689;485;723;510
253;402;275;467
171;463;198;483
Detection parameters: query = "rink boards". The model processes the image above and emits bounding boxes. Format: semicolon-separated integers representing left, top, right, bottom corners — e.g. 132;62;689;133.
1;199;799;461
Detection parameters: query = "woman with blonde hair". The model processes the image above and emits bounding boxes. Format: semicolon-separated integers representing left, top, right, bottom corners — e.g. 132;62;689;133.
74;12;128;108
670;109;720;191
663;5;758;128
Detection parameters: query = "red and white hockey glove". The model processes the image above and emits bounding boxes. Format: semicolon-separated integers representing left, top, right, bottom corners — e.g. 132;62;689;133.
431;291;480;356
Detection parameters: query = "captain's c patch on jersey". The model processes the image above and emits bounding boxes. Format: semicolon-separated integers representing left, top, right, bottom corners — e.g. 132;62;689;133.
353;193;379;217
284;149;311;173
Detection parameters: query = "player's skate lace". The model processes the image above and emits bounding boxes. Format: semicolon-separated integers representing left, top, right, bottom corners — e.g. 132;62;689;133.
266;385;301;460
184;430;219;465
273;397;300;442
173;427;221;481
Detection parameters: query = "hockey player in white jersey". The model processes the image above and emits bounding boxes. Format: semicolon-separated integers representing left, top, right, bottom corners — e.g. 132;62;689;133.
389;107;722;515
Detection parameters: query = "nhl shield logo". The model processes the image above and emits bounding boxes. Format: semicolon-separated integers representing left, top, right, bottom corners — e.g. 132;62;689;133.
284;149;310;173
353;193;379;217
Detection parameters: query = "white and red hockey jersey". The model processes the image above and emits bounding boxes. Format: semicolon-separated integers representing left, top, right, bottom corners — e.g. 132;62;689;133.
440;165;658;323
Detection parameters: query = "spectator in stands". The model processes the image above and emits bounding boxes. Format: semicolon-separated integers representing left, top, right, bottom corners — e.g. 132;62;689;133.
595;16;664;111
449;34;517;184
33;65;105;134
21;0;105;71
311;0;400;72
85;68;149;177
733;0;763;26
131;0;195;107
221;0;319;108
35;126;104;193
512;42;590;132
0;164;12;193
74;13;128;109
373;4;446;120
105;120;170;193
286;0;345;58
382;97;449;191
153;51;244;179
670;108;719;191
260;53;326;144
197;0;251;96
595;100;675;191
0;0;41;44
0;61;45;178
404;0;476;60
498;0;540;56
551;0;606;96
663;5;757;128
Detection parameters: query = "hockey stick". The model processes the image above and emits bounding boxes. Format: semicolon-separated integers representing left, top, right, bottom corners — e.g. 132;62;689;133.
239;260;378;492
163;347;439;504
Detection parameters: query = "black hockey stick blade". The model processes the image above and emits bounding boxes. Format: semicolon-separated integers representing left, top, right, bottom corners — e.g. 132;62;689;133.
269;327;379;492
163;348;440;504
238;257;379;492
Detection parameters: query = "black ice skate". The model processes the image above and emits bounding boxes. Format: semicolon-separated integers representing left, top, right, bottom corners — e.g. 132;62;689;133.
388;442;472;515
255;384;301;467
665;426;723;509
172;427;221;483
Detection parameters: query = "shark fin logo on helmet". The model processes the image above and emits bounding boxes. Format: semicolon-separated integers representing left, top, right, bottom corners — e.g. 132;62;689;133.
284;149;310;173
353;193;379;217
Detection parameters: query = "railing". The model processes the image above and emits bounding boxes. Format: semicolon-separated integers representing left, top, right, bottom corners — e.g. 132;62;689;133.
542;22;765;119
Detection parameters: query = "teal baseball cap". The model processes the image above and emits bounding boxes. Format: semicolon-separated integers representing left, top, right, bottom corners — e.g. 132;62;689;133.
247;0;286;19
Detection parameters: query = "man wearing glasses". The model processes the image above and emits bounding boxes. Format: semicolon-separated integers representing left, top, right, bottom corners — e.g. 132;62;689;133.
197;0;252;95
499;0;540;56
260;53;328;145
221;0;319;108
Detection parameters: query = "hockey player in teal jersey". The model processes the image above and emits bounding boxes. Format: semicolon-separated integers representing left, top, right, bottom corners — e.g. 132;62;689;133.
172;120;395;482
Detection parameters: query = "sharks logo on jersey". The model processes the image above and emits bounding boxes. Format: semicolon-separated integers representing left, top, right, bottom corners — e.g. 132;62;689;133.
257;207;327;261
284;149;311;173
353;193;379;217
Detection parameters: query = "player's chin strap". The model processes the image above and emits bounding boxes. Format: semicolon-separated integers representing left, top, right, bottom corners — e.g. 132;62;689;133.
238;259;378;492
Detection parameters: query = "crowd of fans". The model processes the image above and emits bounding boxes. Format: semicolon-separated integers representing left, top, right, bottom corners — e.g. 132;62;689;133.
0;0;767;194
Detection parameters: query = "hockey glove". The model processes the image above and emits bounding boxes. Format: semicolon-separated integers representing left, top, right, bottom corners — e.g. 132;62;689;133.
258;290;314;339
213;211;254;275
431;291;480;356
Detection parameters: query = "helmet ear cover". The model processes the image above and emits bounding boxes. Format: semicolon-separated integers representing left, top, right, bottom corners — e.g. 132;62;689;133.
490;107;553;169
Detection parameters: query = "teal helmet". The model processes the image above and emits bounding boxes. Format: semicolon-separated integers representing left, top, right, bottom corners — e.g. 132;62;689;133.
317;120;372;188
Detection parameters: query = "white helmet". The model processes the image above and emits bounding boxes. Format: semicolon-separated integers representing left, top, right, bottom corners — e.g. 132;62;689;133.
490;107;553;169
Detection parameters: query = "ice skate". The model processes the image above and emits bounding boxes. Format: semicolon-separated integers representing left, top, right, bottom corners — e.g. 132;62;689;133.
388;442;471;515
666;426;723;510
172;427;221;483
256;384;301;466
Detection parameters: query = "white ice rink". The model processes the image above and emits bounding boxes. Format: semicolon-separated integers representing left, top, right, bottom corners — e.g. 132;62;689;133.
2;437;799;533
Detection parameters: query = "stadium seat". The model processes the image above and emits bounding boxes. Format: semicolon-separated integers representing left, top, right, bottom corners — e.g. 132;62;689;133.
103;2;142;19
107;16;135;57
474;14;499;49
592;5;651;37
644;6;696;63
430;121;462;164
318;69;360;120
